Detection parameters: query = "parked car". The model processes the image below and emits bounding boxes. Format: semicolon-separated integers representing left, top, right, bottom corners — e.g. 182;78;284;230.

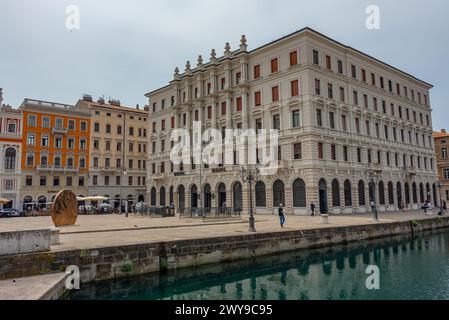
0;208;21;218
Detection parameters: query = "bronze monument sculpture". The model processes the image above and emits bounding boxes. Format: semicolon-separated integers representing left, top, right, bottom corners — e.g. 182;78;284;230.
51;190;78;227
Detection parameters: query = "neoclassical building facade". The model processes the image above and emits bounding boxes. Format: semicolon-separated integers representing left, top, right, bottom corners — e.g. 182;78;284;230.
76;96;149;210
146;27;437;215
0;91;22;210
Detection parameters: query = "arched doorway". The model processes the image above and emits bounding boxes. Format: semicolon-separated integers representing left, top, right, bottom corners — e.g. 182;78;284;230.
233;182;243;211
4;148;16;170
293;179;306;208
255;181;266;207
138;194;145;203
217;183;226;208
273;180;285;208
127;195;134;211
38;196;47;210
318;179;328;214
178;185;185;211
160;187;166;206
150;187;157;206
203;184;211;209
23;196;33;212
332;179;340;207
114;195;120;210
344;180;352;207
358;180;366;206
397;182;402;208
191;185;198;208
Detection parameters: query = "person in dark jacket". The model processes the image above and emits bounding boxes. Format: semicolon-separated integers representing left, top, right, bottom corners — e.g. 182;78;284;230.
279;204;285;228
310;202;316;216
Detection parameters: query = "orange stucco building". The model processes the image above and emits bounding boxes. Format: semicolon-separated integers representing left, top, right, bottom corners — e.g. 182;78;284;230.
18;99;91;209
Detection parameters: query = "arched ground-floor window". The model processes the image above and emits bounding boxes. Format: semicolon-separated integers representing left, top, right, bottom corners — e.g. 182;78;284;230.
255;181;266;207
293;179;306;208
160;187;166;206
203;184;211;209
233;182;243;211
217;183;226;208
273;180;285;208
190;185;198;208
378;181;385;205
412;183;418;204
178;185;185;210
344;180;352;207
150;187;156;206
419;183;425;203
318;179;328;214
169;186;174;207
397;182;403;208
358;181;366;206
388;182;394;205
404;183;410;205
332;179;340;207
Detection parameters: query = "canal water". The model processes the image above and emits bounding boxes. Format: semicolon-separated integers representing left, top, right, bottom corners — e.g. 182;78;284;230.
67;230;449;300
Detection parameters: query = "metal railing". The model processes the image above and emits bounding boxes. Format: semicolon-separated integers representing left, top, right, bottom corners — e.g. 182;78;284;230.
180;207;242;218
137;206;176;217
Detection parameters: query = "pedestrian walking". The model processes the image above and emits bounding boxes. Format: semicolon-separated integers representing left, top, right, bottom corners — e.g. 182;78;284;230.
279;204;286;228
422;200;430;214
310;202;316;216
370;200;375;213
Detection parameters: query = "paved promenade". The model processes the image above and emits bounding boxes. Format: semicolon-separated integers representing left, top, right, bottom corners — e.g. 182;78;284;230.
0;210;443;252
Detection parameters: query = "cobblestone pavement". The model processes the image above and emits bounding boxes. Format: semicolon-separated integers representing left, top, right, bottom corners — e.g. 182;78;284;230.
0;210;444;251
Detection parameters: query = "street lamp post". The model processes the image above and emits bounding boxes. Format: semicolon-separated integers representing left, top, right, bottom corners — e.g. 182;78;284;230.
437;181;443;213
122;168;128;217
368;170;380;222
240;166;260;232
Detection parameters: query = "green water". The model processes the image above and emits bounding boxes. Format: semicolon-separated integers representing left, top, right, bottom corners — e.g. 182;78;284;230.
67;231;449;300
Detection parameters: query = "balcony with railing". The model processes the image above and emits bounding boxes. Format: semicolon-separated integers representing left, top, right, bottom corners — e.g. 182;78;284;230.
36;165;79;173
100;167;120;174
52;126;68;134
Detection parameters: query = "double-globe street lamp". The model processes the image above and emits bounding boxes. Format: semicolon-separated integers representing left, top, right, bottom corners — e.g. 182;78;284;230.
240;166;260;232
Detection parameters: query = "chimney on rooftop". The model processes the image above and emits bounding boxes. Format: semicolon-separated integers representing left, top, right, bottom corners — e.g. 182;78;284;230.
0;88;3;106
98;97;105;104
136;104;140;110
442;129;447;134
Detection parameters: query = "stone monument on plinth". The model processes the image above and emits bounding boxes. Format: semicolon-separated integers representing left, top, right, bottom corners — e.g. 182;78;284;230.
51;190;78;227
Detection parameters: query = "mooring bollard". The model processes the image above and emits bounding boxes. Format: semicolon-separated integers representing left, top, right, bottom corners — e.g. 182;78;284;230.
321;214;329;225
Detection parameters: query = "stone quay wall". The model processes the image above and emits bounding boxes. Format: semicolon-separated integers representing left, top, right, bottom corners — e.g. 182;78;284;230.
1;217;449;284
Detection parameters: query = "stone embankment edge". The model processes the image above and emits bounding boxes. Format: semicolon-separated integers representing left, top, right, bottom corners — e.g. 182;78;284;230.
0;216;448;299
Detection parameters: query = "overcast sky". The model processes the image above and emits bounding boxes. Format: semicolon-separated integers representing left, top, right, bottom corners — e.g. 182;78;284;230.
0;0;448;130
